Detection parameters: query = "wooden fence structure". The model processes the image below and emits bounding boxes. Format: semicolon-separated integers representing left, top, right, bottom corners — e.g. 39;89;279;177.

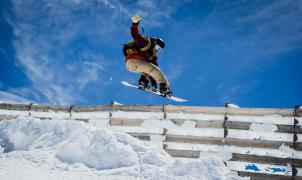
0;103;301;180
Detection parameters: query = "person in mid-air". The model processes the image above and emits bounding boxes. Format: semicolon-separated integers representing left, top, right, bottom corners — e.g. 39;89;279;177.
122;15;172;97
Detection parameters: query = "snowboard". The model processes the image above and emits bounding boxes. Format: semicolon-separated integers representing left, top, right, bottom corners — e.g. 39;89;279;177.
121;81;188;102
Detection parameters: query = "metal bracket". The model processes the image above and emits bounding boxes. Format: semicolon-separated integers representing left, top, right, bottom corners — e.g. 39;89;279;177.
69;105;74;119
223;103;229;138
28;103;34;117
162;104;168;119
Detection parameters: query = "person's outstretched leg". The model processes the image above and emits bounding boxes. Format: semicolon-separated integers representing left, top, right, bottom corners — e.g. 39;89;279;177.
126;59;172;96
159;83;172;97
126;59;168;84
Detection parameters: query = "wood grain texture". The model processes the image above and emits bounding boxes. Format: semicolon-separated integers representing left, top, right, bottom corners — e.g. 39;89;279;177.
0;103;30;111
164;134;302;150
231;153;302;167
110;119;145;126
237;171;300;180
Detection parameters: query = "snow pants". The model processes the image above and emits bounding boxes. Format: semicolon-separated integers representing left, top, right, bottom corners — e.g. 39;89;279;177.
126;59;169;85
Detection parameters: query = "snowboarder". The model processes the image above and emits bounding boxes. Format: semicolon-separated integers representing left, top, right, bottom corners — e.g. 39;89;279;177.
122;15;172;97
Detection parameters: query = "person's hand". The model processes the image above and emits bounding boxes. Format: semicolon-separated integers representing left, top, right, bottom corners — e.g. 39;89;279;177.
131;15;140;24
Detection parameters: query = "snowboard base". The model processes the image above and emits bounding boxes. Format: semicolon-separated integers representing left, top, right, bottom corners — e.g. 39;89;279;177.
121;81;187;102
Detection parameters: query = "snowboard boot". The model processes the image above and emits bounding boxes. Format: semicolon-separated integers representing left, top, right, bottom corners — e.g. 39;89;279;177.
138;75;149;89
150;77;157;92
159;83;172;97
150;84;157;92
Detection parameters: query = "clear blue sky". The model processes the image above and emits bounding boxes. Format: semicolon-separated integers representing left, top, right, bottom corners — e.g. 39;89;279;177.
0;0;301;108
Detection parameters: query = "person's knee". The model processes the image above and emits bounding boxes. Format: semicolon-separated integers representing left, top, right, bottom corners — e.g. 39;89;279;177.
126;62;138;72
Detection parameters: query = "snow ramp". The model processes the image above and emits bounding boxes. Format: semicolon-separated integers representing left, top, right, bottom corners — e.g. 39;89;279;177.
0;103;301;180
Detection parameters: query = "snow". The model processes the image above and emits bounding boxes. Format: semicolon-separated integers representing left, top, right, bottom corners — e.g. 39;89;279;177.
30;110;70;119
112;111;163;119
228;114;294;125
249;123;278;132
227;103;240;108
227;129;293;142
167;112;225;121
0;116;244;180
112;101;123;105
168;127;224;138
0;109;29;116
71;111;109;119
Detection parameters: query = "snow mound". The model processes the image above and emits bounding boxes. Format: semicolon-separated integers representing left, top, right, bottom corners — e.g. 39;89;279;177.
227;103;240;108
0;116;244;179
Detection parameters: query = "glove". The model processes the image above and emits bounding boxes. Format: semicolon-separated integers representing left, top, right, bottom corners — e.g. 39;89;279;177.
131;15;141;24
156;38;165;49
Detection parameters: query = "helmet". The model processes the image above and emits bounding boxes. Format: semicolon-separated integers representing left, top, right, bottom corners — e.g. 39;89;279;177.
156;38;165;49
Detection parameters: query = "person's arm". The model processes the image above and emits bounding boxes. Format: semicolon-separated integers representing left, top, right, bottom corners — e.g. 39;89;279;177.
130;16;149;48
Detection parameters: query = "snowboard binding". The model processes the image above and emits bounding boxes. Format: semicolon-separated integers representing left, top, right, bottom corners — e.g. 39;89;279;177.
159;83;173;97
138;75;158;92
121;81;187;102
138;81;148;89
138;75;149;89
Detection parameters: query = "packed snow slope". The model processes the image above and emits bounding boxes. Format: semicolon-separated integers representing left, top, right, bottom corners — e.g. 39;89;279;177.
0;116;245;180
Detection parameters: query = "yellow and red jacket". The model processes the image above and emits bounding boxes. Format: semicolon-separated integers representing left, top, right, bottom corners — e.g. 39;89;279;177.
123;23;165;66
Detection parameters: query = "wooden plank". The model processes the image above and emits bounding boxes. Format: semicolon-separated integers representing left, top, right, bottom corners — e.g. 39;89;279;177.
171;119;185;126
128;133;150;140
30;105;70;112
227;108;294;116
170;119;224;128
225;138;300;150
110;105;163;112
0;103;295;117
170;119;302;133
48;106;71;112
164;148;200;158
110;119;145;126
226;121;250;130
165;105;294;116
33;117;52;120
164;134;302;150
0;103;295;116
231;153;302;168
226;121;302;134
71;105;111;112
0;115;17;120
277;125;302;134
196;120;224;128
0;103;30;111
165;105;226;115
164;134;225;145
74;118;89;122
238;171;300;180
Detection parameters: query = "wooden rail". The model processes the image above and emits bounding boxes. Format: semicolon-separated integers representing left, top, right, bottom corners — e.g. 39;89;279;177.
0;103;299;116
0;103;301;180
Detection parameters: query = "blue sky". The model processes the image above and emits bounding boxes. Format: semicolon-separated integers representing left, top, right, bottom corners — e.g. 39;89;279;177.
0;0;301;108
